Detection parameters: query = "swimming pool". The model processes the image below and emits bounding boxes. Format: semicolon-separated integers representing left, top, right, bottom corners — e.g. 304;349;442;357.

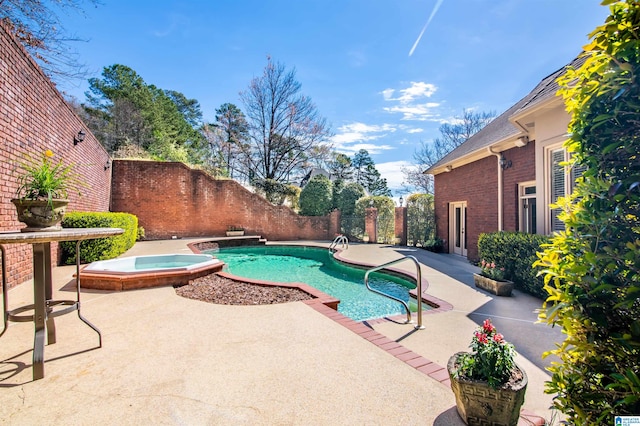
207;245;429;321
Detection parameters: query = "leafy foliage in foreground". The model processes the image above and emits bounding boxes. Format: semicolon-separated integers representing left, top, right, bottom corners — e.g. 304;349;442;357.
535;1;640;422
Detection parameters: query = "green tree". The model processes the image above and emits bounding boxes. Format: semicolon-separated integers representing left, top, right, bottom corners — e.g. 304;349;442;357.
299;175;333;216
352;149;391;196
239;58;331;199
406;193;435;246
327;153;354;180
336;182;365;216
535;1;640;422
83;64;205;163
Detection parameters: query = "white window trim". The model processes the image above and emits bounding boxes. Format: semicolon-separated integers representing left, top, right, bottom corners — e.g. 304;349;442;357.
518;181;536;233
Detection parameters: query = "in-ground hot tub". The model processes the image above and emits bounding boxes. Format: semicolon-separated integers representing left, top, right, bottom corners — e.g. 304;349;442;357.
79;254;224;291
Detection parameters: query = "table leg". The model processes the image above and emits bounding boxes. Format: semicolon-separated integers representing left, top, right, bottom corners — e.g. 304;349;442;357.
43;243;56;345
0;246;8;338
75;240;102;347
32;243;48;380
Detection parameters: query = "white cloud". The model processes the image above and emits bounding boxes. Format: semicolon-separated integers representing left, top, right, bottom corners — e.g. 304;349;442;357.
331;122;397;152
381;88;395;100
383;82;437;104
376;160;412;193
383;102;441;121
406;128;424;134
337;143;395;155
381;81;441;121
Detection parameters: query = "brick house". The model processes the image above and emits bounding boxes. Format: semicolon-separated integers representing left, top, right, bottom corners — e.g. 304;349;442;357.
426;57;584;260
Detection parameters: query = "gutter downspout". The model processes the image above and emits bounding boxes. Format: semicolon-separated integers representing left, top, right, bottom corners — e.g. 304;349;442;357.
488;147;503;231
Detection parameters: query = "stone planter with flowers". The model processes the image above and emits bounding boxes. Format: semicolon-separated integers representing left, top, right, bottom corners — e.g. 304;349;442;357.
11;149;82;232
474;259;513;296
447;319;527;426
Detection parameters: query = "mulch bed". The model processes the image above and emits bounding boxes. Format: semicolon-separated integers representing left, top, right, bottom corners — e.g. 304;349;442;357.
175;273;313;305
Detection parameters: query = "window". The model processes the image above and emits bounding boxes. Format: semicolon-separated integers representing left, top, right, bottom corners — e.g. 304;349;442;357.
519;183;536;234
548;147;585;232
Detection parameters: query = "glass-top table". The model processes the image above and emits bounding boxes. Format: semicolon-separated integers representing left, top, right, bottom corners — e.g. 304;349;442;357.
0;227;124;380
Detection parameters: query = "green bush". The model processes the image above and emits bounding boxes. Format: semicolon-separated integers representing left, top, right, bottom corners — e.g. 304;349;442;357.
535;2;640;421
299;175;333;216
406;193;435;246
422;238;444;253
336;182;364;216
60;212;138;264
478;232;550;299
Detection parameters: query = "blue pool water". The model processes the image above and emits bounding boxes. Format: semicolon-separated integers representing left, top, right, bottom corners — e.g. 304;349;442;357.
207;245;428;321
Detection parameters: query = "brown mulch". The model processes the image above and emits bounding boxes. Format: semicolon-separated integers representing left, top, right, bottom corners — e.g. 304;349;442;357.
175;273;313;305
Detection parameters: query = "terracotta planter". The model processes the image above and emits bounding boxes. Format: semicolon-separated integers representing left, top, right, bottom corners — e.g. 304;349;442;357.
473;273;514;296
448;352;527;426
11;198;69;232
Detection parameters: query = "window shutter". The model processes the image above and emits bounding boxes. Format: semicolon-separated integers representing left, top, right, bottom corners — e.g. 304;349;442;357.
551;149;565;232
571;161;588;190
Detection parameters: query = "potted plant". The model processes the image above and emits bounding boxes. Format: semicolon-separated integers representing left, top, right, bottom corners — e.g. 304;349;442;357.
473;259;514;296
11;149;82;232
448;319;527;426
226;226;245;237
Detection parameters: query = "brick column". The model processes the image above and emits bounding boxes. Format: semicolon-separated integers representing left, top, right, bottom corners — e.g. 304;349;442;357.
395;206;407;246
365;207;377;243
329;209;341;239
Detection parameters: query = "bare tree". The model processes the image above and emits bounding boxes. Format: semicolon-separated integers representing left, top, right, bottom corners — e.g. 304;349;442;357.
239;58;331;197
0;0;99;82
403;109;495;193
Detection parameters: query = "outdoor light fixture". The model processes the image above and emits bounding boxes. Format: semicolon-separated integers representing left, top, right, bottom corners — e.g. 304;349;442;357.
399;196;404;207
369;199;374;207
500;154;512;170
104;159;112;170
74;129;86;145
514;136;529;148
445;165;453;172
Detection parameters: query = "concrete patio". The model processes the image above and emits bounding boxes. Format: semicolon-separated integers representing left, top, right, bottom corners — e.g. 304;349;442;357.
0;238;563;424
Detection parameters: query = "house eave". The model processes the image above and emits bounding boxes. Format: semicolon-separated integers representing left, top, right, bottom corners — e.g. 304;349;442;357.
425;134;526;176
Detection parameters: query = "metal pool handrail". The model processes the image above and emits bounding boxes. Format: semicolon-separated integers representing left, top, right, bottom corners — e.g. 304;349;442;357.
364;255;424;330
329;235;349;252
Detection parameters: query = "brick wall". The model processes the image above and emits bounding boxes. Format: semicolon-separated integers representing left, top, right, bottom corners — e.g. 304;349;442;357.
502;142;536;231
0;22;111;289
433;142;536;260
111;160;338;241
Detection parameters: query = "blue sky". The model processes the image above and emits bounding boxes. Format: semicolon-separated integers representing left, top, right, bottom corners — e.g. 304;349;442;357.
58;0;611;195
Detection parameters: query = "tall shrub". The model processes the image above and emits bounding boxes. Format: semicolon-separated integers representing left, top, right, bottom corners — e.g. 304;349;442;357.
299;175;333;216
406;193;435;246
336;182;365;216
535;1;640;422
478;232;550;299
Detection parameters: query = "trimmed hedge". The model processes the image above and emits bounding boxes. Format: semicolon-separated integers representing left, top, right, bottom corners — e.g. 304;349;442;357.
477;231;550;299
60;212;138;264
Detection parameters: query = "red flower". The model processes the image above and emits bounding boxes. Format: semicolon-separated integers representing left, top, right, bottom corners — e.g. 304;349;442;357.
475;332;488;344
493;333;504;343
482;319;495;333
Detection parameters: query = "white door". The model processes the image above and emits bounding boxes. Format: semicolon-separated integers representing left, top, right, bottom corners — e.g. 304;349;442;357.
450;202;467;257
